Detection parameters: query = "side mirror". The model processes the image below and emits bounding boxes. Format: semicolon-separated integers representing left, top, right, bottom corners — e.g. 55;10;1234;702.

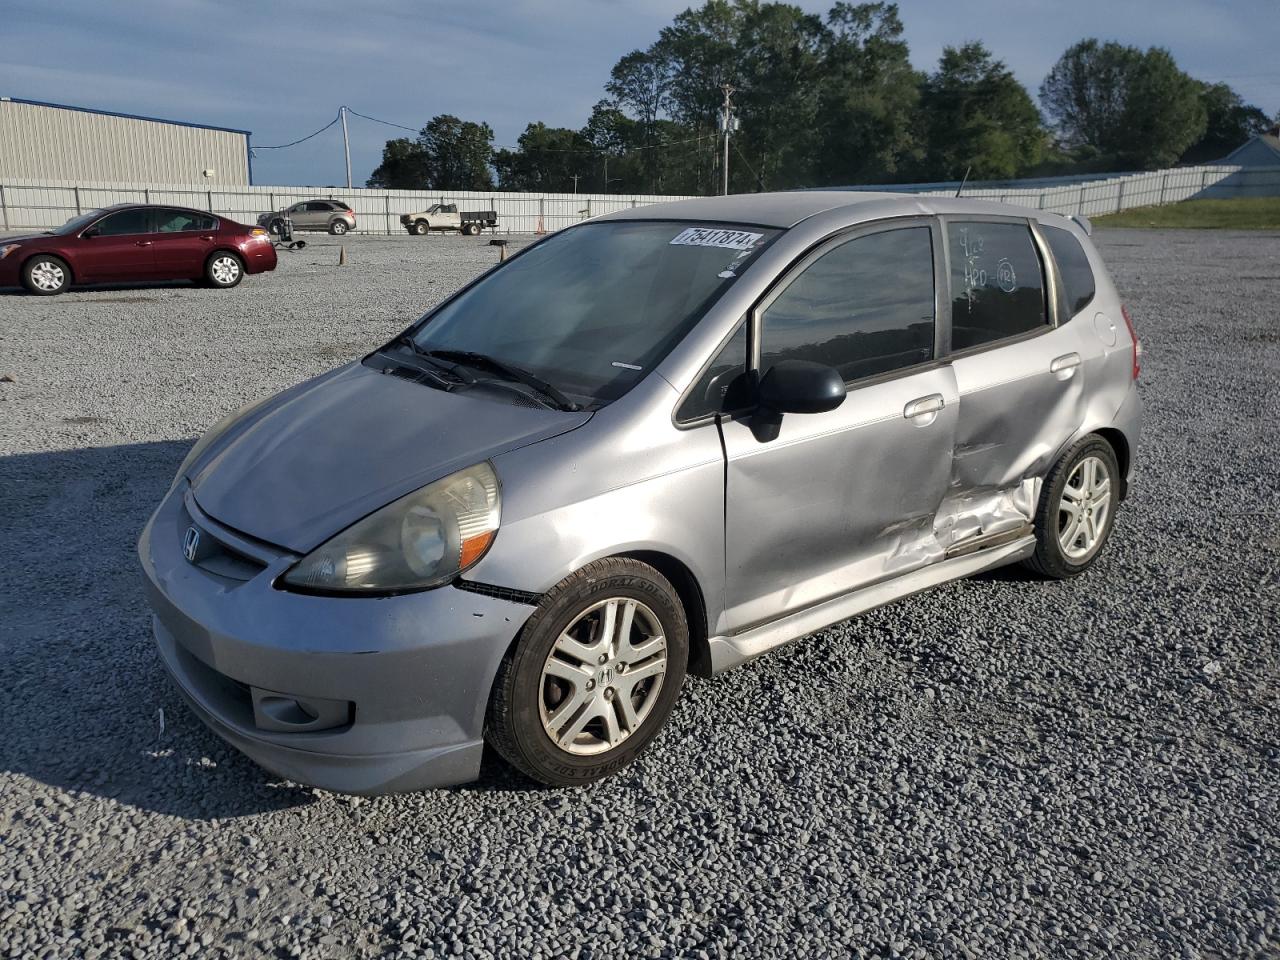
81;228;98;239
757;360;846;415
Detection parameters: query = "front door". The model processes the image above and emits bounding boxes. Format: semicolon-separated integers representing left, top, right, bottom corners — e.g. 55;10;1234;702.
941;218;1088;502
73;208;158;283
720;221;958;634
150;208;219;279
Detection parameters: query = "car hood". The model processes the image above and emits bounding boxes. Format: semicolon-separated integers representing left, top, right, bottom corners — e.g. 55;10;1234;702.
191;363;591;553
1;234;51;246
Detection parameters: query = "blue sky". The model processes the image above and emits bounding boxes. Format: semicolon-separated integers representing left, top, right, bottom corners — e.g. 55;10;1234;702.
2;0;1276;187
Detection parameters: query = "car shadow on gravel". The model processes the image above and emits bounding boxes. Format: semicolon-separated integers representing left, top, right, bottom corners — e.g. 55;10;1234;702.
0;440;316;819
0;280;200;297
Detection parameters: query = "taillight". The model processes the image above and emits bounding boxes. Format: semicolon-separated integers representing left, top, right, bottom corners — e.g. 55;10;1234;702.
249;227;267;237
1120;305;1141;380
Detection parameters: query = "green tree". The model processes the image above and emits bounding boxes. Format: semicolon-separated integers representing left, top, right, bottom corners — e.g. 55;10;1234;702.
1040;40;1206;169
812;2;921;185
916;42;1044;181
494;123;596;192
366;137;428;189
1181;82;1271;164
367;116;494;190
419;115;495;190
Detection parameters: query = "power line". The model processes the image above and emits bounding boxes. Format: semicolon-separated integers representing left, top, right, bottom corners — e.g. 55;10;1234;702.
254;113;341;150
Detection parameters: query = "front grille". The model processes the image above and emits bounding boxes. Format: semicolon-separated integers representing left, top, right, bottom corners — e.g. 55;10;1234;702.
179;506;269;582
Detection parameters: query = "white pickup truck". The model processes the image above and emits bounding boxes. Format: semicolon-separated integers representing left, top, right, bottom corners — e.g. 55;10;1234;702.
399;204;498;236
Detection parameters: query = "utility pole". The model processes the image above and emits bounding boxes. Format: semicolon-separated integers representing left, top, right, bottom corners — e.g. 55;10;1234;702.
571;173;581;194
340;106;353;189
719;85;735;196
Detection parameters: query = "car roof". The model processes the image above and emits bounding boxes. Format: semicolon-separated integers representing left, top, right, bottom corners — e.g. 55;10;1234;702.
596;190;1057;230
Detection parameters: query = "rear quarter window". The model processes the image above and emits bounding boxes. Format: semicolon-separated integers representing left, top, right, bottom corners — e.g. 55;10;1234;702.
1042;224;1097;317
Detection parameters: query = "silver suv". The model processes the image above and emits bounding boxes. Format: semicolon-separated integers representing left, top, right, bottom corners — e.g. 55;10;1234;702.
258;199;355;236
140;192;1141;794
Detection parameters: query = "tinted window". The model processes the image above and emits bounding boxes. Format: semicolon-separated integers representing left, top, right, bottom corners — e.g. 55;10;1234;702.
155;209;216;232
94;209;151;236
306;201;331;212
760;227;935;382
947;222;1047;350
1043;225;1096;317
678;322;750;422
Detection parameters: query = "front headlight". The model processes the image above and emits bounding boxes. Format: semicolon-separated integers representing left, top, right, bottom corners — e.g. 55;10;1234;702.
280;462;501;595
0;243;21;260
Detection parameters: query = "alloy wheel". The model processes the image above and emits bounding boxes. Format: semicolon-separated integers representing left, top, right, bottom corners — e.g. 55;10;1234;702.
1058;455;1113;561
538;597;668;756
30;261;65;292
211;256;240;285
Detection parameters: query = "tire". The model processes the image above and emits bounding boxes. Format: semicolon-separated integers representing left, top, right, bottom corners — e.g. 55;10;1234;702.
486;557;689;786
413;221;429;236
1023;434;1121;579
462;222;479;237
21;255;71;295
329;219;349;236
205;252;244;289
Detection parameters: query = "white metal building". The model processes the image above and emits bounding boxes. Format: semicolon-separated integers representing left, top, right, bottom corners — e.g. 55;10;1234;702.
0;97;251;186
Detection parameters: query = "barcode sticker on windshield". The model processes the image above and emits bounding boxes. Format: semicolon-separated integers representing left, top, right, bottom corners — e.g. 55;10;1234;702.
670;227;763;250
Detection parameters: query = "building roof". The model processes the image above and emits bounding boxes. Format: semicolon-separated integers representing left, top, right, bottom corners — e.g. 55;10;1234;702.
1220;129;1280;165
0;96;251;137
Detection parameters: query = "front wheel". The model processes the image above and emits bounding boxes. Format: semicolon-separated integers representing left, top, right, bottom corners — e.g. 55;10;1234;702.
413;221;429;236
205;252;244;289
486;558;688;786
22;255;71;295
329;220;349;236
1023;435;1121;579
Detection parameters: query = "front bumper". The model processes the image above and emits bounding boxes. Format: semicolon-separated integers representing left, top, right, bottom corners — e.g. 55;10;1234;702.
138;484;534;794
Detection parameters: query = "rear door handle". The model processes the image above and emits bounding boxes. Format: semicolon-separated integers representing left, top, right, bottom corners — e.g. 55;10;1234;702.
134;240;153;247
904;394;944;422
1051;352;1082;379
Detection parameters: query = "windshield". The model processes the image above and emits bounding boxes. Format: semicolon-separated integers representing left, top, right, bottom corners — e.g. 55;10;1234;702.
408;220;778;406
54;210;106;235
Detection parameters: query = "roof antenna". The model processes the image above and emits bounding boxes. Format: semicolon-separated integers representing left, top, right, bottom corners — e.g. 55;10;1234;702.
955;166;971;198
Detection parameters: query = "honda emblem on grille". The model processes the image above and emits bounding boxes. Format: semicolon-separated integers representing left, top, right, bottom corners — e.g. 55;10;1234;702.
183;526;202;563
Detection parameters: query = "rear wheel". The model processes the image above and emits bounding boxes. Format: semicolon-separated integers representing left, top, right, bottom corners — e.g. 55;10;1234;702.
486;557;688;786
1024;435;1121;579
22;255;71;295
329;219;349;236
205;252;243;289
463;222;480;236
413;221;429;236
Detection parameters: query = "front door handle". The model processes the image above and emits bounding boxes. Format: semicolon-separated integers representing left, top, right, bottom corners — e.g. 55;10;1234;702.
904;394;944;424
135;240;153;247
1051;352;1082;380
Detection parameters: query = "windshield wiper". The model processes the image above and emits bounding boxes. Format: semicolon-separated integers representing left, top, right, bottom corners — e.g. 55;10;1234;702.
421;349;581;412
393;337;477;384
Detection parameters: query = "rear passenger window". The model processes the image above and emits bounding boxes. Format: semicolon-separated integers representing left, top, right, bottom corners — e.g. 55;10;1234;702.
760;227;935;382
1043;225;1096;317
946;222;1047;351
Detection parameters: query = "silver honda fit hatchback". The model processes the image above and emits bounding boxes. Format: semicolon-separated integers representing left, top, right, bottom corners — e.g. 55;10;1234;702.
139;192;1141;793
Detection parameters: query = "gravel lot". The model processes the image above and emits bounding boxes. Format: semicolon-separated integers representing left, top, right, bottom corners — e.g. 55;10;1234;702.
1;228;1277;959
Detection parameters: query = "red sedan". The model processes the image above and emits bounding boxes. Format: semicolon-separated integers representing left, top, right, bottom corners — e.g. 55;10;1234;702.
0;203;277;295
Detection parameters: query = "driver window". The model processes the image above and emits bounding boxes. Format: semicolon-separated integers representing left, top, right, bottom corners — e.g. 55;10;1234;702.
94;209;152;236
760;226;936;383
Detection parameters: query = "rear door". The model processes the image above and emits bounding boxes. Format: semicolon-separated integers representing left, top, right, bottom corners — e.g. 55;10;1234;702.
150;208;219;279
72;208;158;282
717;220;959;633
942;217;1088;518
